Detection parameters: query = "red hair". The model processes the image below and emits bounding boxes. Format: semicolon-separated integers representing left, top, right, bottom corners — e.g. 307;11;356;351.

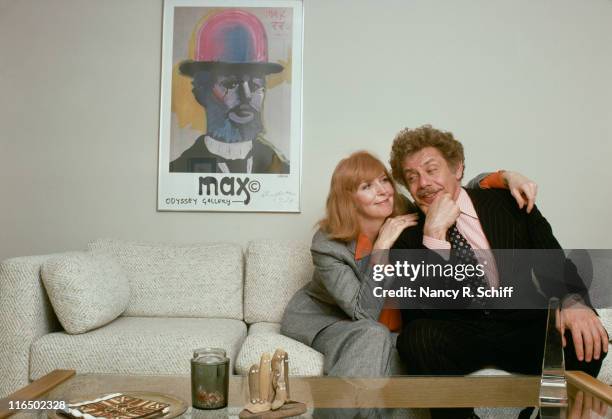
319;151;406;242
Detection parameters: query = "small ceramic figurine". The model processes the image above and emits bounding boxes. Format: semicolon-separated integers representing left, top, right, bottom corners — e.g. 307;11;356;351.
242;348;305;418
245;353;272;413
270;349;289;410
248;364;260;404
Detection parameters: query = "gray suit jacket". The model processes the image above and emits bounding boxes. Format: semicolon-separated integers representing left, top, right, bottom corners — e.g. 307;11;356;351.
280;229;386;346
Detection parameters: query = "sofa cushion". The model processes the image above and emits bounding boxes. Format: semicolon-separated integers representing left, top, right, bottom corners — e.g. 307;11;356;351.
89;239;243;319
236;322;324;376
41;252;129;334
597;308;612;384
244;240;313;324
30;317;247;380
249;322;282;335
469;368;512;376
241;323;516;378
599;308;612;344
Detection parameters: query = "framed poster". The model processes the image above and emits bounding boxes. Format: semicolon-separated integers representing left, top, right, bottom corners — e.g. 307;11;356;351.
158;0;303;212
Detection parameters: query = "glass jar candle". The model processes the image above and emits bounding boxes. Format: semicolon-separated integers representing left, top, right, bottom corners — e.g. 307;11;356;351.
191;348;230;410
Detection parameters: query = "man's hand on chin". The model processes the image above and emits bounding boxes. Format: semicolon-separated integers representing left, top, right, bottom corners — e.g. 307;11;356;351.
422;193;460;241
558;303;609;362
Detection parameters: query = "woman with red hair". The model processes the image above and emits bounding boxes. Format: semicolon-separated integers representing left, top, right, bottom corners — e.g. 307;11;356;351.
281;151;536;376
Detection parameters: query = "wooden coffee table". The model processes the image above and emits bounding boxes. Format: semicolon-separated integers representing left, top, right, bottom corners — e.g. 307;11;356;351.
1;370;610;418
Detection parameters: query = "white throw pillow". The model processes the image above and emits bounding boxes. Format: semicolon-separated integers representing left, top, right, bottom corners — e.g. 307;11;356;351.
41;252;129;334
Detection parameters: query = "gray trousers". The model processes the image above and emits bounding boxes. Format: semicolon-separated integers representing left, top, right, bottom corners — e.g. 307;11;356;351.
311;318;394;377
312;320;423;417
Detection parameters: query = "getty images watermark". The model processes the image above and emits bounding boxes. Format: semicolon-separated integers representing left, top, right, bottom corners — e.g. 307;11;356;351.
372;260;513;300
360;249;612;310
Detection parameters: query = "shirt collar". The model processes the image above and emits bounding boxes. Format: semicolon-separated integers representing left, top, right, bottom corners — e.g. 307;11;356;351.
457;188;478;219
204;135;253;160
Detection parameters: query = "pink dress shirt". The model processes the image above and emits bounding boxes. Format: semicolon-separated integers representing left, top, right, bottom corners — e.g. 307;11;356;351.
423;188;499;288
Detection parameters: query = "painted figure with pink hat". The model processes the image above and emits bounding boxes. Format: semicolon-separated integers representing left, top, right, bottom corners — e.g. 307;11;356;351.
170;9;290;174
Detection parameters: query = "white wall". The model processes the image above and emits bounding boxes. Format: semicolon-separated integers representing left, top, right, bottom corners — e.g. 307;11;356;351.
1;0;611;261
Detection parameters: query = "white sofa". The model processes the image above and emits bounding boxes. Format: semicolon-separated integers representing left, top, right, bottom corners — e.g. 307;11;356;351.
0;238;320;398
1;239;610;398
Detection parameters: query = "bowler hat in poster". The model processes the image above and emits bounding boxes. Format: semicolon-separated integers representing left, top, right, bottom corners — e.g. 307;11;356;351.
179;9;284;76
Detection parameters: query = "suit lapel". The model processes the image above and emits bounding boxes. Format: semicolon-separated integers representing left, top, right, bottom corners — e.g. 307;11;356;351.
347;240;356;256
348;239;374;275
466;189;515;249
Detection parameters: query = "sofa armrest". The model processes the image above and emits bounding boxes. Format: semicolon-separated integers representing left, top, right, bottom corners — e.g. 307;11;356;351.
236;322;324;376
0;255;63;397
